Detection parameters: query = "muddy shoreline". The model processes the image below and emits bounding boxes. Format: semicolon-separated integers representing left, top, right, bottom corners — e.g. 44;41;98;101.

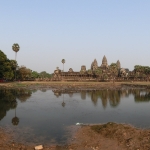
1;81;150;149
1;123;150;150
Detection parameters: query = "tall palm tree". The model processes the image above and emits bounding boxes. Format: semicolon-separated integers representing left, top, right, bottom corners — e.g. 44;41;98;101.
61;59;65;72
12;43;20;80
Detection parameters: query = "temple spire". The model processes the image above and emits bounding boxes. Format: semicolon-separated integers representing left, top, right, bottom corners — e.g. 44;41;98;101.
91;59;98;70
101;55;108;68
102;55;107;65
116;60;121;69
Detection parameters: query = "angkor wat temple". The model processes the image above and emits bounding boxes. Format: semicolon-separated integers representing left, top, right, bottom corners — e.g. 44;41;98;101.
52;56;150;82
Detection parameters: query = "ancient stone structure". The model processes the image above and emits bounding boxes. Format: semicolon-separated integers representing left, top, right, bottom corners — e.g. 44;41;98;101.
81;65;86;72
119;68;128;77
116;60;121;69
91;59;98;71
68;68;73;72
100;55;108;69
51;55;149;82
52;67;62;80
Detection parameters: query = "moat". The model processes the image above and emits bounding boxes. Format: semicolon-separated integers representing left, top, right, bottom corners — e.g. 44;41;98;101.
0;88;150;146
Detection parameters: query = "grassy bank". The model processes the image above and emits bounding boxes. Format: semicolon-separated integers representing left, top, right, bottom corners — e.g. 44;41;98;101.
0;81;150;89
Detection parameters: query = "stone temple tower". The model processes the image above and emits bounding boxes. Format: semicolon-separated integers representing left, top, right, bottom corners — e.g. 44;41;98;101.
101;55;108;68
116;60;121;69
91;59;98;70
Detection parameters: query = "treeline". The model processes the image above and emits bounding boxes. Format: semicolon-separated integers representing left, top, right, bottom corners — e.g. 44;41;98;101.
134;65;150;75
0;50;51;80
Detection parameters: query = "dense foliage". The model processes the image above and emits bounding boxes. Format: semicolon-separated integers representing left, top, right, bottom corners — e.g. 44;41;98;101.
109;63;118;77
94;68;102;76
0;50;16;80
17;66;32;80
0;50;51;80
134;65;150;75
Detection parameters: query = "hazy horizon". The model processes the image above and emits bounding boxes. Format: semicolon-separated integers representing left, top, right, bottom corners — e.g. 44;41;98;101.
1;0;150;73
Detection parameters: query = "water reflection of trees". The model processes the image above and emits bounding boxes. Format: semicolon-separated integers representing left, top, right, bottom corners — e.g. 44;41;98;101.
40;88;47;92
53;90;62;98
12;108;19;126
132;89;150;102
52;89;150;108
16;89;32;102
53;90;74;98
0;89;33;121
0;89;17;120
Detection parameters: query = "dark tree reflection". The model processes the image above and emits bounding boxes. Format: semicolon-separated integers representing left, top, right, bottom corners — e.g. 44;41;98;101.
16;89;32;102
53;90;62;98
0;88;33;121
12;116;19;126
40;88;47;92
0;89;17;120
133;89;150;102
62;94;65;107
12;107;19;126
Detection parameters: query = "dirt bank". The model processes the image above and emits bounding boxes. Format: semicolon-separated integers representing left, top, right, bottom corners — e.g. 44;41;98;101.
1;81;150;90
1;122;150;150
72;122;150;150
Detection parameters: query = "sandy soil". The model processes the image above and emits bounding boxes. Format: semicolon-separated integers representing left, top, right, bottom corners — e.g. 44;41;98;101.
1;123;150;150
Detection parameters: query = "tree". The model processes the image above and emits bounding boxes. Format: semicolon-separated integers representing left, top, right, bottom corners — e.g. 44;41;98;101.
110;63;118;73
87;69;92;75
10;60;18;78
134;65;150;74
12;43;20;56
87;69;93;78
17;66;32;80
31;71;39;79
39;71;51;78
61;59;65;72
0;50;14;80
12;43;20;80
0;50;7;78
94;68;102;77
109;63;118;82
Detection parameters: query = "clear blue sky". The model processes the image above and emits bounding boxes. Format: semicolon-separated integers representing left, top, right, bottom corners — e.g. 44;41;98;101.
1;0;150;73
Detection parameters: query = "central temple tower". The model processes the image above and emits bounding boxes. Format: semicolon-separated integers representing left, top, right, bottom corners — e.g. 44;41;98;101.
101;55;108;69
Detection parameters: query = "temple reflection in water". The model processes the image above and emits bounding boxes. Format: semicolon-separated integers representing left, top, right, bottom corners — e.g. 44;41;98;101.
0;88;150;125
52;88;150;108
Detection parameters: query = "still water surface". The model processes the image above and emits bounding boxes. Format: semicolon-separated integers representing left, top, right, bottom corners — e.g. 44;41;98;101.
0;88;150;145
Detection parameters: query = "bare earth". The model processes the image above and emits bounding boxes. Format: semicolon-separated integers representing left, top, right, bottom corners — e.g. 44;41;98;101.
1;81;150;150
0;81;150;92
1;123;150;150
